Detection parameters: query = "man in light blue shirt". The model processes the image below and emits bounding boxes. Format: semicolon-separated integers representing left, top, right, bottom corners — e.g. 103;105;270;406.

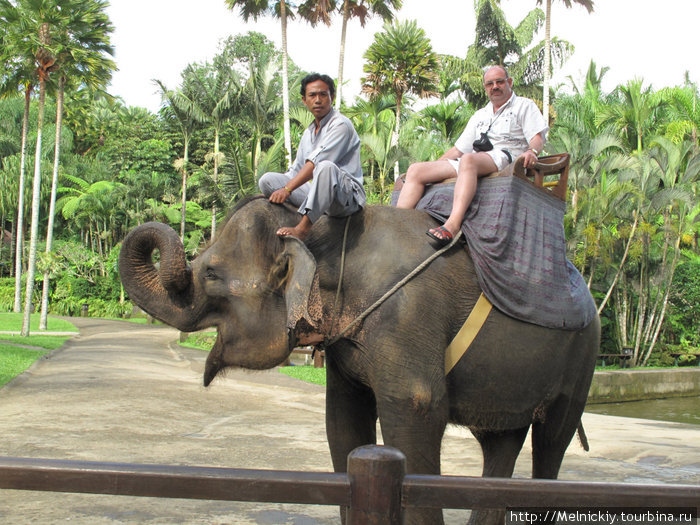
259;73;366;239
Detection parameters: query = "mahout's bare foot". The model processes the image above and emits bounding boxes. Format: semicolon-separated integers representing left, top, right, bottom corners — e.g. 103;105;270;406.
276;219;312;240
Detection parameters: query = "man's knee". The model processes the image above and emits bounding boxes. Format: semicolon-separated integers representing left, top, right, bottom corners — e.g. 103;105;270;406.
312;161;342;190
459;153;478;169
314;160;338;178
404;163;420;182
405;161;431;183
258;172;280;195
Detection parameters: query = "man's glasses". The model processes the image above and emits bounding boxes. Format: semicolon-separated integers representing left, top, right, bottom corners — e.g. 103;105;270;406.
484;78;507;89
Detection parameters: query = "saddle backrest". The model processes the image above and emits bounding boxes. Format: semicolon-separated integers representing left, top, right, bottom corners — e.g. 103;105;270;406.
493;152;570;201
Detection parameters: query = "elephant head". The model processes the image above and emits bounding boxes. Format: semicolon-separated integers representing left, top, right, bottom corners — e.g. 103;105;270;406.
118;197;322;385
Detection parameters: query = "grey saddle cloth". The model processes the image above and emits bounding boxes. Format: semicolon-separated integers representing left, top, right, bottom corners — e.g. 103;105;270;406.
393;175;597;330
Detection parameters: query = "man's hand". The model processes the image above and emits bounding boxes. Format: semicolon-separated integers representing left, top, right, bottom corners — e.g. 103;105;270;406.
522;149;539;169
269;187;291;204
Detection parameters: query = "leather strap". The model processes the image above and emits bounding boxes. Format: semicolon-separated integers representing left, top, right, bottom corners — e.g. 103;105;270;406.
445;293;492;374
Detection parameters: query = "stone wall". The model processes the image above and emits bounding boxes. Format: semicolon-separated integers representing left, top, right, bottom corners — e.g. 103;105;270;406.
588;368;700;404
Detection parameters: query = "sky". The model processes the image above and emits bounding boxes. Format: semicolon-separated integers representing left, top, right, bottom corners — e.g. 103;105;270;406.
105;0;698;113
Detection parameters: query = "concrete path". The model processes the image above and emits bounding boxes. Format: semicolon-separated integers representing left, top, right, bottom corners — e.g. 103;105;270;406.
0;318;698;524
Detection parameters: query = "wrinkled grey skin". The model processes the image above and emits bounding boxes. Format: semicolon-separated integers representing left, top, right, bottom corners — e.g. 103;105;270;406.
119;196;600;525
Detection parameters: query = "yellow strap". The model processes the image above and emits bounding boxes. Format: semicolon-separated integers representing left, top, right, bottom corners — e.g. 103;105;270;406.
444;293;492;374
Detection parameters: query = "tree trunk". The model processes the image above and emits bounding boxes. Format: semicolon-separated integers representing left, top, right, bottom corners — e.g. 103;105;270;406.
14;87;31;313
597;211;638;314
336;1;350;110
9;220;15;278
180;138;189;242
542;0;552;122
40;75;65;330
280;1;292;168
0;213;4;268
21;78;47;337
630;239;650;365
392;91;402;180
211;130;220;240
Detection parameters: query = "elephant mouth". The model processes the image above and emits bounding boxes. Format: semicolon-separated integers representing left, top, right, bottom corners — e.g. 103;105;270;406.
202;324;302;387
203;334;227;387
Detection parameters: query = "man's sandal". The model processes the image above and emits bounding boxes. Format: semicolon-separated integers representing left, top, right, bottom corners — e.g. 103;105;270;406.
426;225;454;246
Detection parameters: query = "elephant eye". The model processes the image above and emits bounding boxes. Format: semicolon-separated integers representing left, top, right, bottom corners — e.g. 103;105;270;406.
205;268;219;281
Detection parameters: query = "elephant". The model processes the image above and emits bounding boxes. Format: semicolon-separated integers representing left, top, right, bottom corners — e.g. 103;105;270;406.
119;195;600;525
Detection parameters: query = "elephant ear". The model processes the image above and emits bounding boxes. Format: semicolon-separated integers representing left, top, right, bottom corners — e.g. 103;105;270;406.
268;237;322;332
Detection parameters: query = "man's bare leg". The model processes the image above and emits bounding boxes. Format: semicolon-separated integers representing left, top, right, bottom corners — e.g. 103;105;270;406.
440;153;497;237
396;160;457;209
277;214;313;239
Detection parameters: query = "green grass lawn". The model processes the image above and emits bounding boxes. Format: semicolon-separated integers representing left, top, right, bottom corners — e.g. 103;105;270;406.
279;365;326;386
178;331;217;351
0;343;47;387
0;313;77;387
0;313;78;332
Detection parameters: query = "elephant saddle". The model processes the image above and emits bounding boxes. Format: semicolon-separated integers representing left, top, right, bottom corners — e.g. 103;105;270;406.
391;154;597;330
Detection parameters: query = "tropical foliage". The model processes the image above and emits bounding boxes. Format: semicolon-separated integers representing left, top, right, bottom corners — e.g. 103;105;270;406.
0;1;697;366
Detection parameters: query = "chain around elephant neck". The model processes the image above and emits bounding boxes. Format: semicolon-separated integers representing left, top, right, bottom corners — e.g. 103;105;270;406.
323;226;463;348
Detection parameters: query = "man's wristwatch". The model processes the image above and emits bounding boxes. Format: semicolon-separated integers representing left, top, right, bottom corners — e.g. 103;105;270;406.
283;186;292;193
529;148;539;156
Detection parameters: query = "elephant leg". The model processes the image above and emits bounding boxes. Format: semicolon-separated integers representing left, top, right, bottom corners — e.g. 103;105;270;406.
521;396;588;525
325;359;378;525
374;380;449;525
468;427;530;525
531;394;586;479
325;359;378;473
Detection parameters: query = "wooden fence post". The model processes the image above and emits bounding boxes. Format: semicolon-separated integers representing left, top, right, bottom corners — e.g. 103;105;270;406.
347;445;406;525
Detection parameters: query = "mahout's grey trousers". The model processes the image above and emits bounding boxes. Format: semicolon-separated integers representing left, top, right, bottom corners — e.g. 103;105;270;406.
258;160;364;223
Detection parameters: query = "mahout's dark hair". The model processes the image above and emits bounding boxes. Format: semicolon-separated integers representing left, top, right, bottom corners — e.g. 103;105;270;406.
300;73;335;99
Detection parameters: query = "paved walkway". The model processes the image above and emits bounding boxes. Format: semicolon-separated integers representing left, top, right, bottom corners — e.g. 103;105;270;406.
0;318;698;524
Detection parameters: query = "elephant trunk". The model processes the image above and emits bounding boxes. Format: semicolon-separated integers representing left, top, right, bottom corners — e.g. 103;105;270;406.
119;222;200;332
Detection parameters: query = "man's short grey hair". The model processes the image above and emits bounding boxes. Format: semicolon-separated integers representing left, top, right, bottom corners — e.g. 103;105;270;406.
484;65;509;79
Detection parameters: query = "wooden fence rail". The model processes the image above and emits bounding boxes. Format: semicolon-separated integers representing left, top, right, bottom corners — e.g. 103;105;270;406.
0;446;698;524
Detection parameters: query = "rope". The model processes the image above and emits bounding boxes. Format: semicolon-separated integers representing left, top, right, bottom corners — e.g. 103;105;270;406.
320;216;352;352
324;229;463;347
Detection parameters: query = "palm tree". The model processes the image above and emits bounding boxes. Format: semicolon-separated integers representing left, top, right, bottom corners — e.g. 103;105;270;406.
5;0;64;335
57;173;126;259
0;0;37;313
243;58;283;178
184;61;242;239
38;0;114;330
596;78;666;153
613;139;699;366
460;0;573;108
660;77;700;148
416;99;475;146
334;0;402;109
344;95;394;187
435;54;481;101
535;0;594;121
225;0;298;167
362;19;439;178
154;79;205;241
3;0;114;334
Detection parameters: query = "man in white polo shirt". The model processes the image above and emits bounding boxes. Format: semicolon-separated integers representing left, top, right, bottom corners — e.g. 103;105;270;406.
395;65;548;246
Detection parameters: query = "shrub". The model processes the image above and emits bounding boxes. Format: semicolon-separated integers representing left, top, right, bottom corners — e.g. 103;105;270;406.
0;276;41;313
665;258;700;348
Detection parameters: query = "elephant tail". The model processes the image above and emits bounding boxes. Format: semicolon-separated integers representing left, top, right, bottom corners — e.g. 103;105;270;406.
577;421;590;451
